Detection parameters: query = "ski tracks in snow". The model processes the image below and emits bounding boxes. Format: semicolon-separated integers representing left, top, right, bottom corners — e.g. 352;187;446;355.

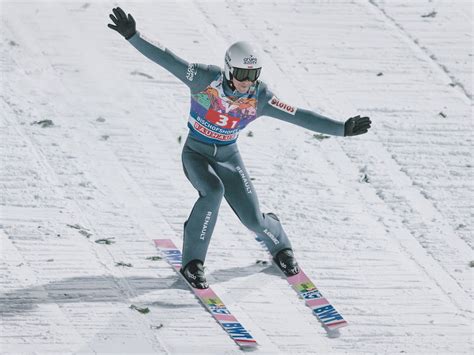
191;0;472;353
1;1;472;354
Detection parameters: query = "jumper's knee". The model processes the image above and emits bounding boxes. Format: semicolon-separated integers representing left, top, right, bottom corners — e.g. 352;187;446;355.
243;213;266;233
265;212;280;222
245;212;281;232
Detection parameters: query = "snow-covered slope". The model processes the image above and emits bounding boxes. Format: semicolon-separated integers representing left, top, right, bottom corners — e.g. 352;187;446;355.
1;1;472;354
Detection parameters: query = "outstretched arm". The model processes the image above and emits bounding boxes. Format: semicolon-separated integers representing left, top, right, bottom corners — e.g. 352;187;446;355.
257;82;371;137
107;7;219;92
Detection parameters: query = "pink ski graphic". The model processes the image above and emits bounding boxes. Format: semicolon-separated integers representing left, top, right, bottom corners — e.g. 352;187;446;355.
256;236;348;330
154;239;258;349
287;269;348;330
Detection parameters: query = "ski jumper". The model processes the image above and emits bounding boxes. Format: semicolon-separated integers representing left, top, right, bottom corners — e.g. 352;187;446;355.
127;32;345;267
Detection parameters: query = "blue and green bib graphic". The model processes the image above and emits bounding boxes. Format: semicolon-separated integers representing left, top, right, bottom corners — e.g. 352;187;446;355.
188;74;258;145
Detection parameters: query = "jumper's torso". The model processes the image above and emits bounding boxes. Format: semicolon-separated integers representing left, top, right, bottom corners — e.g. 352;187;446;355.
188;73;258;145
126;31;346;142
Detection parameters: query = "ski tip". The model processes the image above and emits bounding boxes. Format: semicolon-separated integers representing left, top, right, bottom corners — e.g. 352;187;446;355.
153;239;176;249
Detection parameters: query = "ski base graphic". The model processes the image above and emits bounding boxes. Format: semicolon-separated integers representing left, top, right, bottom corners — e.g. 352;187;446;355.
154;239;258;349
287;269;348;330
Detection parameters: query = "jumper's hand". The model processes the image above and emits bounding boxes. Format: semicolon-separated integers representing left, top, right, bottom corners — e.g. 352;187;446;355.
344;115;372;136
107;7;136;40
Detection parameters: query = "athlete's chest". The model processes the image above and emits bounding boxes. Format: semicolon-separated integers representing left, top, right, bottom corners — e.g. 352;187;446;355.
191;75;258;129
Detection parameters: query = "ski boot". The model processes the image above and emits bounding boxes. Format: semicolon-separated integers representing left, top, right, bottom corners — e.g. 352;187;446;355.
274;248;300;276
180;259;209;289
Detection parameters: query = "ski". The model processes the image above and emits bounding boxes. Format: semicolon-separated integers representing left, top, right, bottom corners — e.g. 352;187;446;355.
153;239;258;349
256;236;348;331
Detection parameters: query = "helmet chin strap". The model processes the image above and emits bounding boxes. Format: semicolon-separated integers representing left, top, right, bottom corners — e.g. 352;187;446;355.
226;75;236;91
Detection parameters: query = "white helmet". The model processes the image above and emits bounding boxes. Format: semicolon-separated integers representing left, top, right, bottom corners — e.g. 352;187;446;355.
224;41;263;82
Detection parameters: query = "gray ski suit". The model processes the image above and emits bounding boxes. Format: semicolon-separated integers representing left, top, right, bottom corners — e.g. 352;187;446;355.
127;32;345;267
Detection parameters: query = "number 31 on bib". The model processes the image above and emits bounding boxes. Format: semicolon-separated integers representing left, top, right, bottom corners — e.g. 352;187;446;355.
206;109;240;129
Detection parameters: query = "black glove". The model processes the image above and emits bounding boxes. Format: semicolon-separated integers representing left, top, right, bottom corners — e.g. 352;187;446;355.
107;7;136;40
344;115;372;136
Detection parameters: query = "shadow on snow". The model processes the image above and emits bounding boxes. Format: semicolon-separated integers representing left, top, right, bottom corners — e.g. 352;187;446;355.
0;263;280;316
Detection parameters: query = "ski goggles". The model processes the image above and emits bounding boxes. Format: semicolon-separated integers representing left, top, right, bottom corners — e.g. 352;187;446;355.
232;67;262;82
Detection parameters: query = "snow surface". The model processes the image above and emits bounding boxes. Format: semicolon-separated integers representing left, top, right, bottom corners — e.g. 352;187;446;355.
0;0;472;354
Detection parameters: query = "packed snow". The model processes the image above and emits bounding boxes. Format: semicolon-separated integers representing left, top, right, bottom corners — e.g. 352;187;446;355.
1;0;472;354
